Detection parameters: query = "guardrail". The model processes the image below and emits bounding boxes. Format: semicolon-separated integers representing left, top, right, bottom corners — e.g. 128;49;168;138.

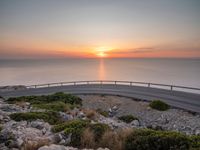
26;80;200;94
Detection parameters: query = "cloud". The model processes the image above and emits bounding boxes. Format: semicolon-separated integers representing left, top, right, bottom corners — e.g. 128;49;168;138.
107;47;157;54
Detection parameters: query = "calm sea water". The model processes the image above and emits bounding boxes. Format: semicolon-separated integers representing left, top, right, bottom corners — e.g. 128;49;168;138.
0;58;200;89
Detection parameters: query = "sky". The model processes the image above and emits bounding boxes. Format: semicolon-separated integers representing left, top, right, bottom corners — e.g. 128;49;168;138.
0;0;200;58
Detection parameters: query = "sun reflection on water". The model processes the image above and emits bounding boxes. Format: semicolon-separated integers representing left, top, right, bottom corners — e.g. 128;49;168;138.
98;58;105;80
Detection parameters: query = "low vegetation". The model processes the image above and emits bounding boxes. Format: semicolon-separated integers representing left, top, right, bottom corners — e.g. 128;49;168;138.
32;101;73;112
96;108;109;117
118;115;138;123
9;111;63;125
4;93;200;150
149;100;170;111
190;135;200;149
52;119;90;133
125;129;190;150
88;123;110;142
7;92;82;106
52;119;110;147
52;119;198;150
83;109;99;120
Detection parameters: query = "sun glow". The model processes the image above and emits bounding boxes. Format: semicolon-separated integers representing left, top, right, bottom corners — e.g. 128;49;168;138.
95;46;112;58
97;51;106;57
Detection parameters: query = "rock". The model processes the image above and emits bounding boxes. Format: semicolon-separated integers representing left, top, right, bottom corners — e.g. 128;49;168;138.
16;138;23;147
38;144;78;150
77;111;85;118
30;121;44;129
59;139;66;145
38;144;110;150
51;133;62;143
98;116;130;129
5;139;18;148
0;120;54;149
0;143;9;150
30;120;51;133
195;129;200;135
147;106;151;111
131;120;140;127
59;112;73;121
112;106;118;111
97;148;110;150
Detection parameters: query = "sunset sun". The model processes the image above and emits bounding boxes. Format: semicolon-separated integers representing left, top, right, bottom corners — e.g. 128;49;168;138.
95;46;112;58
97;51;106;57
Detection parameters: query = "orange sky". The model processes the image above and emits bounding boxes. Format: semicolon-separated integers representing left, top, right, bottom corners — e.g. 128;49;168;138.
0;0;200;59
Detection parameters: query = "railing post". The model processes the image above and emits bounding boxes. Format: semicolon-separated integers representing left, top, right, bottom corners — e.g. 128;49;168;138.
100;81;103;85
48;84;50;87
87;81;89;84
115;81;117;85
171;85;173;90
130;82;132;86
35;85;37;88
148;83;150;87
74;82;76;85
61;83;63;86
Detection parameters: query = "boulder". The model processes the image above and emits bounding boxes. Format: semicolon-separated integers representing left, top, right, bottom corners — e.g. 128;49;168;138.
195;129;200;135
38;144;78;150
59;112;73;121
131;120;140;127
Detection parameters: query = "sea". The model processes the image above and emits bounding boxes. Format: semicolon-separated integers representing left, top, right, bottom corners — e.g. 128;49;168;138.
0;58;200;90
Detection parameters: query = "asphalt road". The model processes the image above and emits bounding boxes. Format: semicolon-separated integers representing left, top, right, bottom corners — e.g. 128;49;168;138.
0;84;200;113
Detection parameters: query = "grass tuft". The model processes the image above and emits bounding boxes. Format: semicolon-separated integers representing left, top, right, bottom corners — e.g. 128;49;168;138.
9;111;63;125
149;100;170;111
118;115;138;123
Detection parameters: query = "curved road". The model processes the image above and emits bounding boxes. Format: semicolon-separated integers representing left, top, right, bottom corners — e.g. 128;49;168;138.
0;84;200;113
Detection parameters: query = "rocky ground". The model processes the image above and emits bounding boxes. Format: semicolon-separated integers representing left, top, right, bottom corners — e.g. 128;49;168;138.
80;94;200;135
0;94;200;150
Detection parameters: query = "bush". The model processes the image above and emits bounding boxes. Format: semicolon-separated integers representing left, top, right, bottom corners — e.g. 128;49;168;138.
63;120;90;147
9;111;63;125
52;119;90;133
81;128;96;148
52;120;110;147
149;100;169;111
190;135;200;149
96;108;109;117
83;109;98;120
118;115;138;123
89;123;110;142
100;130;122;150
125;129;190;150
33;102;72;112
7;92;82;106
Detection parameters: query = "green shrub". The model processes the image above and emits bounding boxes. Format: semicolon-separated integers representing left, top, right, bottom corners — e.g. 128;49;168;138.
62;120;90;147
125;129;190;150
190;135;200;149
96;108;109;117
52;120;110;147
9;111;63;125
52;119;90;133
33;101;72;112
149;100;169;111
89;123;110;142
118;115;138;123
7;92;82;105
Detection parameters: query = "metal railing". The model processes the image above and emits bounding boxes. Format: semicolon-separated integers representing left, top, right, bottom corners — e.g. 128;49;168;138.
26;80;200;94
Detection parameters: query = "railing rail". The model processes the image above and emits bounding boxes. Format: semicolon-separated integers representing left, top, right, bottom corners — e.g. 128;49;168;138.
25;80;200;94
